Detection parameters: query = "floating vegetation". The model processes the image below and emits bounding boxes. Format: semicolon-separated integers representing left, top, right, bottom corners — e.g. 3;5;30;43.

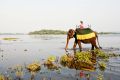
108;53;120;57
44;60;59;70
95;49;120;58
97;73;104;80
60;54;71;67
47;55;56;62
60;51;95;71
44;56;60;70
14;65;24;80
27;62;41;72
94;49;109;59
0;75;4;80
2;37;18;41
98;61;106;71
60;49;120;72
0;49;120;80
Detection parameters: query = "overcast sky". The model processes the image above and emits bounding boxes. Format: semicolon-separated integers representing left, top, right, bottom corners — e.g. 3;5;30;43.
0;0;120;33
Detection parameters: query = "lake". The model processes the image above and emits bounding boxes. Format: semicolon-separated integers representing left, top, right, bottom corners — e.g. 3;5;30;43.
0;34;120;80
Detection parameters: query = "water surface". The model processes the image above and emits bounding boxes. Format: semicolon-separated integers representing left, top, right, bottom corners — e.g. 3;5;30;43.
0;34;120;79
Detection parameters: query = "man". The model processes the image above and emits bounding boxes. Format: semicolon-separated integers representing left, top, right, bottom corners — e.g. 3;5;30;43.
80;21;85;29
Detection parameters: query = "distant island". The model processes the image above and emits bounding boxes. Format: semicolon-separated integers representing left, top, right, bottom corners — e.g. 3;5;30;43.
0;29;120;35
28;29;67;35
28;29;120;35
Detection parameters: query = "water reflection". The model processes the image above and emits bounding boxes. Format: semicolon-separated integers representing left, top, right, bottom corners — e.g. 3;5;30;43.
29;35;65;40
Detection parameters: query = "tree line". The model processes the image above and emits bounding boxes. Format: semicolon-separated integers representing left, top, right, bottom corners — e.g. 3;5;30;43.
28;29;67;35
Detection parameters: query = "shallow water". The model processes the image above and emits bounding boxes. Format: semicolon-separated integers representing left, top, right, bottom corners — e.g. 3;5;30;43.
0;34;120;80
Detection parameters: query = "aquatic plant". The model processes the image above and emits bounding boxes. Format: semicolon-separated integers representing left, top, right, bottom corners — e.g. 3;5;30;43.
97;73;104;80
98;61;106;71
44;56;60;70
60;51;95;71
27;62;41;72
94;49;109;59
2;37;18;41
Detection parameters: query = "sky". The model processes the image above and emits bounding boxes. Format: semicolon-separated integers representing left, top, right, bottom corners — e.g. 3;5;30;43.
0;0;120;33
